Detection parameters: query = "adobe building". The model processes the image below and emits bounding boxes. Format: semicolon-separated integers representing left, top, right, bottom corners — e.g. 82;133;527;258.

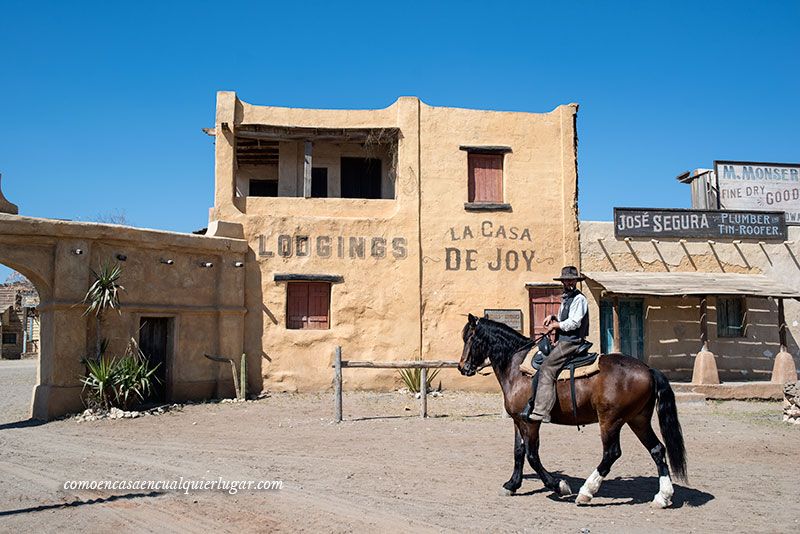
0;280;39;359
208;92;580;392
580;161;800;398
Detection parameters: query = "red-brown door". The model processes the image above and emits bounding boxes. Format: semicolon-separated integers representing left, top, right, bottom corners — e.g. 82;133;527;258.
529;287;561;341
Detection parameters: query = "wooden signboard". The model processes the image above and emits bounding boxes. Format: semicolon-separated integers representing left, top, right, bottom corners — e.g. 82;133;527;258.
715;160;800;225
614;207;787;241
484;309;524;332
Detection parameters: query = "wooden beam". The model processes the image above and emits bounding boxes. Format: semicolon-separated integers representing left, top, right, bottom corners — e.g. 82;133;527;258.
778;298;787;351
612;296;621;353
303;140;312;198
699;295;708;351
420;367;428;418
334;346;342;423
336;360;459;369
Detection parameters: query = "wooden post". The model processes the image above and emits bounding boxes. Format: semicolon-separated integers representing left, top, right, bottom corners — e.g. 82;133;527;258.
420;367;428;418
303;140;313;198
778;298;787;352
334;346;342;423
699;295;708;351
612;295;621;353
772;297;798;383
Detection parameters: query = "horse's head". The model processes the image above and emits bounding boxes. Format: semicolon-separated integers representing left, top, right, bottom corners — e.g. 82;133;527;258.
458;313;489;376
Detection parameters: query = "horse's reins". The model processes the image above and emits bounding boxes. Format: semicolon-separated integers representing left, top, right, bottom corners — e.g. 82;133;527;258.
474;333;548;376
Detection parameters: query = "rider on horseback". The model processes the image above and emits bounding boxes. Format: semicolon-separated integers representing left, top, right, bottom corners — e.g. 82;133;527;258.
521;265;589;423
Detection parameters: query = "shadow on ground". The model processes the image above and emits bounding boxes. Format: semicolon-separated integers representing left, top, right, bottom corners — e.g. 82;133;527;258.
0;491;165;517
515;473;714;508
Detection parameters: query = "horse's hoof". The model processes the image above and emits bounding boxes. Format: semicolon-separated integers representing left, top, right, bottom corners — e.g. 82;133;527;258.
650;495;671;509
558;479;573;497
575;492;592;505
499;488;515;497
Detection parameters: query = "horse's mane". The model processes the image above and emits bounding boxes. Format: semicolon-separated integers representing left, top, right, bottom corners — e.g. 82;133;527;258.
463;317;533;369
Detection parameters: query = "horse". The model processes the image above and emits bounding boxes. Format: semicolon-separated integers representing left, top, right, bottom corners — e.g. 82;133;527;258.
457;313;687;508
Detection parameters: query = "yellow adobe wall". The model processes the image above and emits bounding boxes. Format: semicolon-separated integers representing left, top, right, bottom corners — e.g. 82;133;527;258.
0;214;248;419
418;102;579;390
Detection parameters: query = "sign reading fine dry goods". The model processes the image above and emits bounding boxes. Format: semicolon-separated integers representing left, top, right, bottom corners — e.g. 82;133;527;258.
614;208;787;240
715;160;800;225
483;309;524;332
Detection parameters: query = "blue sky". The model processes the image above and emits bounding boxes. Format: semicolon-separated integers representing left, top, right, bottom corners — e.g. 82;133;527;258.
1;1;798;280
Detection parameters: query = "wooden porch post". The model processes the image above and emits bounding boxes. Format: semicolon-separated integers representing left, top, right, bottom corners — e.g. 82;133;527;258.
303;140;313;198
699;295;708;352
612;295;621;353
692;294;720;384
771;298;798;384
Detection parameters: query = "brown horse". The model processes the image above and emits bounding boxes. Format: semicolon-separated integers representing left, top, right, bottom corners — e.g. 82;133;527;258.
458;314;687;507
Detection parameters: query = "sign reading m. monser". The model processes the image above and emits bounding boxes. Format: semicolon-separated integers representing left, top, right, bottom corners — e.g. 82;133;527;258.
715;160;800;224
614;208;787;240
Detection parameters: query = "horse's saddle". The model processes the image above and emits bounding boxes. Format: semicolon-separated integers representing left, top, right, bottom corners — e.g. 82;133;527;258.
519;341;601;380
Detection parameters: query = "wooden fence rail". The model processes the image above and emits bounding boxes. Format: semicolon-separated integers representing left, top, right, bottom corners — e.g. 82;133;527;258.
332;346;460;422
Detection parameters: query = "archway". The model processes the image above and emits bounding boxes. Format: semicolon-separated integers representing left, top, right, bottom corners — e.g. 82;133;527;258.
0;266;42;423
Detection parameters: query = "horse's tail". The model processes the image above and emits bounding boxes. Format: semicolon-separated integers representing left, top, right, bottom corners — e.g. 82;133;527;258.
650;368;688;482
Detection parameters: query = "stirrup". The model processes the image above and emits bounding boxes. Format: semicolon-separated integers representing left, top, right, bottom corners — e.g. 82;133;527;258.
518;398;536;420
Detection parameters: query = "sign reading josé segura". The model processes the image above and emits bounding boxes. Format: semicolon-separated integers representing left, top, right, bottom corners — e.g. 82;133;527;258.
614;208;787;241
715;161;800;225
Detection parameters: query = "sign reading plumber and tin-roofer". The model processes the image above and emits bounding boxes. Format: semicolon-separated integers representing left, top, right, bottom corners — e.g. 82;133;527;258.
614;208;787;241
715;160;800;225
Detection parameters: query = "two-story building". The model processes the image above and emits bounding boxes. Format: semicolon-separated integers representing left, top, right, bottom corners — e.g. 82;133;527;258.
207;92;581;391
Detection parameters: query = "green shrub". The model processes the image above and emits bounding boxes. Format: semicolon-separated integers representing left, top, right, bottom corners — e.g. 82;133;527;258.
81;340;160;410
398;367;439;394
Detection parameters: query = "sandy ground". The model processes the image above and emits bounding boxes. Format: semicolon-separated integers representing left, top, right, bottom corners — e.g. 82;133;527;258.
0;360;797;533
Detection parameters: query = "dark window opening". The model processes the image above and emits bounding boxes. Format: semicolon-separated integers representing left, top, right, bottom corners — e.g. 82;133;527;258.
286;282;330;330
2;333;17;345
468;153;503;203
717;297;746;338
249;179;278;197
341;157;382;199
311;167;328;198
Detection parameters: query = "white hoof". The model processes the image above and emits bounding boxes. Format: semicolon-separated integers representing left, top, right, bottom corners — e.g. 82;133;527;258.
499;488;515;496
651;494;671;508
558;479;573;496
575;492;592;505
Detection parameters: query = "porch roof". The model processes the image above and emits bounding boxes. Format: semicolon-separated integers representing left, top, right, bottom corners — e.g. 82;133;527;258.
583;271;800;299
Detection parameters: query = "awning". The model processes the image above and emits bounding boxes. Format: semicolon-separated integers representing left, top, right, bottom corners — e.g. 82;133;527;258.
584;271;800;298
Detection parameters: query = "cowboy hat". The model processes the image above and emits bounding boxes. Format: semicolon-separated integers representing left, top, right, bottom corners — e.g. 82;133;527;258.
553;265;586;281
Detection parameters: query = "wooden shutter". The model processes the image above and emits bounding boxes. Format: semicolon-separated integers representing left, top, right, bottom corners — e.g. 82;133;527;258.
307;282;331;329
529;287;561;341
468;154;503;203
287;282;330;330
286;283;309;329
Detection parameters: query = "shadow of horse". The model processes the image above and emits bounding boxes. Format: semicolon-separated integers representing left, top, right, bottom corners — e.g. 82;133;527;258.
516;472;714;508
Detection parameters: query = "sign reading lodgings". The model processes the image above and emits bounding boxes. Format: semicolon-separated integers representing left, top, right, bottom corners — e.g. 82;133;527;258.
614;207;787;240
715;161;800;225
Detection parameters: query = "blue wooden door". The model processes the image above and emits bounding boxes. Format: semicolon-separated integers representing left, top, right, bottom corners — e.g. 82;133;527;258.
600;299;644;359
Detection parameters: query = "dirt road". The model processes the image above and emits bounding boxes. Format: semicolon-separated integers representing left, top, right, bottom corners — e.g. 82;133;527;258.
0;361;797;533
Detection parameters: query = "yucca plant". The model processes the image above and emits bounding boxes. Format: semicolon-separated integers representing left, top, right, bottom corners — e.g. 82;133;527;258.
113;342;161;409
80;340;161;411
398;367;439;394
80;356;118;410
82;261;125;360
